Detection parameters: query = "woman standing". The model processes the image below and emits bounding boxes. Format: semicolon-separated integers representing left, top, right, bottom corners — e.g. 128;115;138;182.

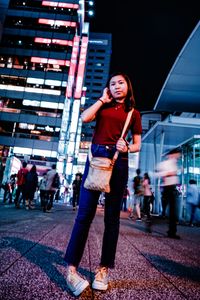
64;72;142;296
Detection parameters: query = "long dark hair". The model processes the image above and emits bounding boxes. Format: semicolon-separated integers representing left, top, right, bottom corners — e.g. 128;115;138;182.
144;172;151;184
106;71;136;111
30;165;37;173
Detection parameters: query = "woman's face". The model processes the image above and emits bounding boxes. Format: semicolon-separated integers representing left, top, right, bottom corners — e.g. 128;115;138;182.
109;75;128;101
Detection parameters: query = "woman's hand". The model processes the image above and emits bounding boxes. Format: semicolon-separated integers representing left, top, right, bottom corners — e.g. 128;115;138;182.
100;88;113;103
116;138;128;153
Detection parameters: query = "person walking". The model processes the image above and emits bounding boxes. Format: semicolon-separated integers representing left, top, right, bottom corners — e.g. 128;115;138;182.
39;172;47;211
133;168;143;221
15;161;28;208
72;173;82;211
3;173;16;204
121;184;130;212
24;165;38;210
45;164;58;212
64;71;142;296
156;148;181;239
142;172;152;219
186;179;199;226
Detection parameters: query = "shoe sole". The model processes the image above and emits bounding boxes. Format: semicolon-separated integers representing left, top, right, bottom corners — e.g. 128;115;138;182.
73;280;89;296
92;281;108;291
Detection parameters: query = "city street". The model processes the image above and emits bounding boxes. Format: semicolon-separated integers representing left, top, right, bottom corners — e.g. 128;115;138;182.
0;201;200;300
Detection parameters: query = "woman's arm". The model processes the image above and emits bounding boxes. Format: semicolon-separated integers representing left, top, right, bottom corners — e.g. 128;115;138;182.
129;134;141;153
81;99;104;123
116;134;141;153
81;87;113;123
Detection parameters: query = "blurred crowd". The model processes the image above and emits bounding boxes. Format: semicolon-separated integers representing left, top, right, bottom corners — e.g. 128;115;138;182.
0;157;199;228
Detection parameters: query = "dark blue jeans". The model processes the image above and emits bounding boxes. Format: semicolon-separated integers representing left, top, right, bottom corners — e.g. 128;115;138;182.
64;144;128;268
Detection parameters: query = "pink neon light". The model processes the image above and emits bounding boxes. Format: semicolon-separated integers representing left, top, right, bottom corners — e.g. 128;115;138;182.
66;36;80;98
38;18;76;27
31;57;70;66
34;37;73;46
74;36;88;99
42;1;79;9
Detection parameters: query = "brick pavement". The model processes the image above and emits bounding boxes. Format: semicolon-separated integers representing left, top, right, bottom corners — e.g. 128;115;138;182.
0;202;200;300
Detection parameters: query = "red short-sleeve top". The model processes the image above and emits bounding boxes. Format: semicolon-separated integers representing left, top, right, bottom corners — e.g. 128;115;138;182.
92;102;142;145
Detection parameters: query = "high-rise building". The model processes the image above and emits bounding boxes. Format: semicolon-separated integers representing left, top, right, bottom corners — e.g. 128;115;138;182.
0;0;93;178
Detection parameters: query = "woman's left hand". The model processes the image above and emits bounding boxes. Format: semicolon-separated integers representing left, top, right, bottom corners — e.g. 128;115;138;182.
116;138;128;153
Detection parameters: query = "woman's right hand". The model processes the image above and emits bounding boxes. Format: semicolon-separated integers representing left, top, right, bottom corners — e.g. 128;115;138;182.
100;87;113;103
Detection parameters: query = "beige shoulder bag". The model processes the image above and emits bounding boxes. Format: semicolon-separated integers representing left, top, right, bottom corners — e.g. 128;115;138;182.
84;109;134;193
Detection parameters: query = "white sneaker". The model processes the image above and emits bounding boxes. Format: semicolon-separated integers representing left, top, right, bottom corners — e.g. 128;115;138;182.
92;267;108;291
66;269;89;296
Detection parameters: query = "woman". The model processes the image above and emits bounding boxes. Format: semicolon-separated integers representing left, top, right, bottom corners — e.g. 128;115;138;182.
64;72;142;296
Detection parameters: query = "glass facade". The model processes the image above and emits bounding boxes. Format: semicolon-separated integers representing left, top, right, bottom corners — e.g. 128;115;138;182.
182;137;200;187
180;137;200;221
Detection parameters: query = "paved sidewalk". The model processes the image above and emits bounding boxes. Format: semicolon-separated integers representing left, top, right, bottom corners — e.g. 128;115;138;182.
0;202;200;300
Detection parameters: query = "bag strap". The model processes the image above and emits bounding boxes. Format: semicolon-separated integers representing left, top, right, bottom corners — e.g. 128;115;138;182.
112;108;134;162
88;108;134;163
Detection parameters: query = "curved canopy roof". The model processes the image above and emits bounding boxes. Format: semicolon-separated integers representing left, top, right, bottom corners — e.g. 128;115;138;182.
154;21;200;113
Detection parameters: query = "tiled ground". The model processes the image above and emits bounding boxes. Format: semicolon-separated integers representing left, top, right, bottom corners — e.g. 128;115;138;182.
0;202;200;300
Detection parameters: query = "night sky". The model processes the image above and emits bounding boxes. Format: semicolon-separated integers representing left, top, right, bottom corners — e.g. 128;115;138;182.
90;0;200;111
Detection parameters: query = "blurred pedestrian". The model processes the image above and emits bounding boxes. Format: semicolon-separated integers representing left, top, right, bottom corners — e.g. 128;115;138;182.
64;72;142;296
142;172;152;219
0;161;4;193
133;168;143;221
121;185;130;212
156;148;181;239
25;165;38;210
72;173;82;210
45;164;58;212
15;161;28;208
2;176;12;204
186;179;199;226
39;172;47;211
161;187;168;218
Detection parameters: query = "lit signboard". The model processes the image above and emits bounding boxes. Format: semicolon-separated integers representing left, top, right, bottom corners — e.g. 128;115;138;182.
34;37;73;46
66;36;80;98
42;1;79;9
38;18;76;27
31;57;70;66
74;36;88;99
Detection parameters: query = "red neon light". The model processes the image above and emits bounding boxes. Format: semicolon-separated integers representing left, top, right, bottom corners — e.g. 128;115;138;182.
31;57;70;66
74;36;88;99
34;37;73;46
38;18;76;27
42;1;79;9
66;36;80;98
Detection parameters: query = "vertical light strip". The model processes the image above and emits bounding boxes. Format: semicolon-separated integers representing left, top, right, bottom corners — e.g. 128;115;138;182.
66;36;80;98
74;36;88;99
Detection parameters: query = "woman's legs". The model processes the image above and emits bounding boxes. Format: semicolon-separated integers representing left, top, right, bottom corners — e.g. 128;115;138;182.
64;159;100;267
100;158;128;268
